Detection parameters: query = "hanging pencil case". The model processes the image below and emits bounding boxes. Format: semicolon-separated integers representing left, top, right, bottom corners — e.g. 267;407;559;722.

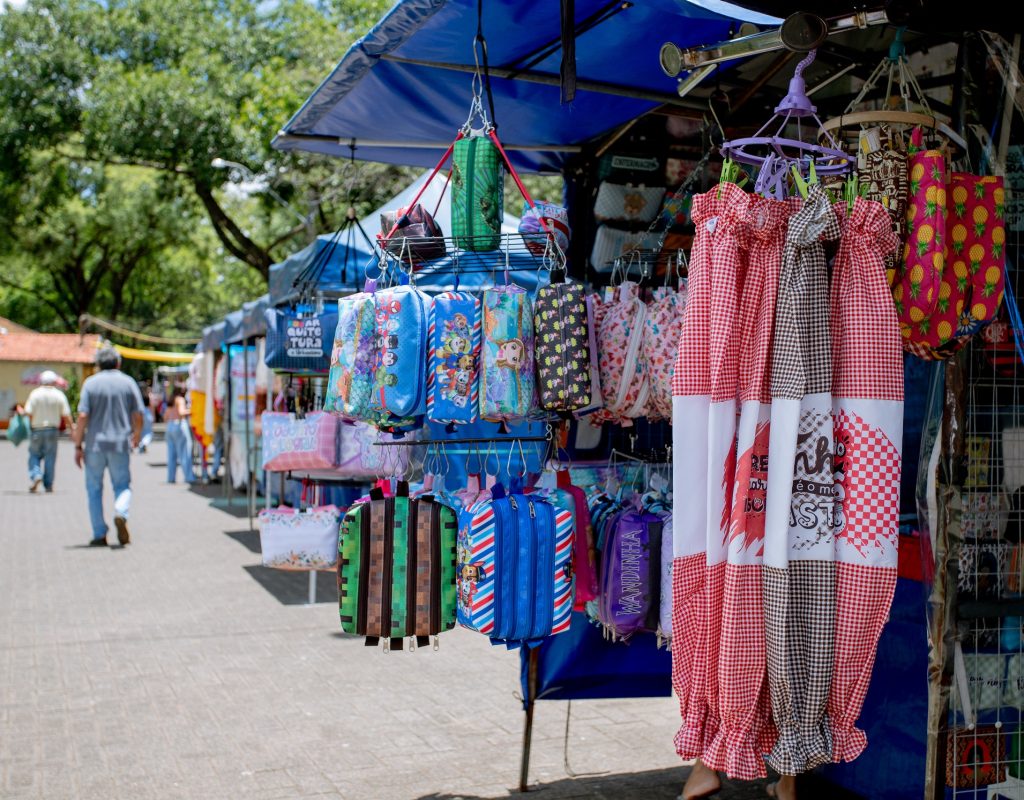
452;133;504;251
534;279;592;413
428;291;481;427
324;291;377;419
480;284;535;424
369;285;430;421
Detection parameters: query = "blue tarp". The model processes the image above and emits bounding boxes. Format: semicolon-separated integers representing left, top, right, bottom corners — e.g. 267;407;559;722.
200;321;226;353
221;310;244;345
273;0;769;172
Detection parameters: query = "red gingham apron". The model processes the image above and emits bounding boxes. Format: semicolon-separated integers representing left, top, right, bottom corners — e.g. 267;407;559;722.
672;182;749;761
763;184;842;775
828;197;903;763
702;195;791;779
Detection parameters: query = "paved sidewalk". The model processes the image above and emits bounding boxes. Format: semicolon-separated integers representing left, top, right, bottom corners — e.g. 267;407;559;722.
0;439;776;799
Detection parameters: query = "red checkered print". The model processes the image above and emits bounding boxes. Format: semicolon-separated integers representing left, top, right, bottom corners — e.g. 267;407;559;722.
737;196;791;403
672;191;717;397
828;561;897;762
672;553;712;758
703;563;773;779
830;199;903;401
834;410;901;559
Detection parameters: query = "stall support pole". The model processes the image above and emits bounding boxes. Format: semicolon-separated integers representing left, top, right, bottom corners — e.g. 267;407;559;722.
265;377;274;513
307;571;317;606
243;337;254;532
518;648;539;793
224;347;232;508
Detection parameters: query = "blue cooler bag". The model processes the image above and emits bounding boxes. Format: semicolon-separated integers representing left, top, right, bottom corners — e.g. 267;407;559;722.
264;306;337;373
428;291;481;427
370;285;431;420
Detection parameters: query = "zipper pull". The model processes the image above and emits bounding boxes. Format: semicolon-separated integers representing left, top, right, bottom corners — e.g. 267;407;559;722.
383;639;390;655
528;501;536;518
510;496;518;511
433;636;440;651
409;636;416;653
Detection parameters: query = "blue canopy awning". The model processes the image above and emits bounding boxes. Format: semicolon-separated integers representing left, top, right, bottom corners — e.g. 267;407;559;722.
269;233;378;307
200;321;226;353
273;0;774;172
222;310;245;345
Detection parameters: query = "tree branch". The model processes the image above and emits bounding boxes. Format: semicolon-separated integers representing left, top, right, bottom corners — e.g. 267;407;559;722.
266;220;309;254
192;180;272;278
0;274;76;329
54;147;193;176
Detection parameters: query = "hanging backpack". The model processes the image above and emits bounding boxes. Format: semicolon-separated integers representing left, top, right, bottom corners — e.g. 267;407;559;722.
593;281;650;424
338;482;458;650
644;282;688;422
427;291;481;427
456;484;574;647
597;508;664;641
452;133;504;251
369;285;431;421
534;279;593;413
324;291;377;419
480;285;536;426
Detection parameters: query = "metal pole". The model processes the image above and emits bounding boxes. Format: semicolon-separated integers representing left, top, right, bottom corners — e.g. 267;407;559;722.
243;338;254;532
518;648;539;793
224;348;232;507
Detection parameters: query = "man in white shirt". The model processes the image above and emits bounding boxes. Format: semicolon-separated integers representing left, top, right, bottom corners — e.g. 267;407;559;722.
24;370;73;494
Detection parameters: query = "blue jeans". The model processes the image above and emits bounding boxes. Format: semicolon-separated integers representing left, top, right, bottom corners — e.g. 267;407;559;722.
84;450;132;541
166;419;195;483
28;428;59;490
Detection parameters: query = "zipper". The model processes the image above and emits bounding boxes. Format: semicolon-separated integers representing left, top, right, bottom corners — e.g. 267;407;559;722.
466;137;476;245
531;499;554;639
506;496;520;640
381;499;394;641
430;501;441;634
516;495;533;640
357;509;370;635
406;497;418;639
490;499;504;637
613;297;648;412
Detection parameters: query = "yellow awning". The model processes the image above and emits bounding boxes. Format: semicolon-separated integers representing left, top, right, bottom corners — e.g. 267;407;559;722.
114;344;194;364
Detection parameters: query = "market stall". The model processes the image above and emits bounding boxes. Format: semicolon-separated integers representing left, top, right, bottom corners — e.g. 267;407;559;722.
254;3;1024;798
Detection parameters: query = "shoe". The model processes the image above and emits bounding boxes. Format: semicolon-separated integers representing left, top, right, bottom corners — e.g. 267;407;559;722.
88;537;108;547
114;516;130;546
29;477;41;493
44;487;53;493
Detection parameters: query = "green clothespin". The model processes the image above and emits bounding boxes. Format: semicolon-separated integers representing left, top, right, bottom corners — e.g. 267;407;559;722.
808;160;818;186
791;164;809;200
845;173;858;214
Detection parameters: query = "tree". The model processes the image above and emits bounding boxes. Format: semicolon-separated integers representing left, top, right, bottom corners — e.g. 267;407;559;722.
0;0;394;280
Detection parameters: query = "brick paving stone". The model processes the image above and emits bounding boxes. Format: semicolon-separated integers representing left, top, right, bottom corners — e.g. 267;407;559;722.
0;439;778;799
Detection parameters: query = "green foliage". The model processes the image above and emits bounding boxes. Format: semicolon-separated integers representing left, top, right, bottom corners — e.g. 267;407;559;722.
0;0;396;337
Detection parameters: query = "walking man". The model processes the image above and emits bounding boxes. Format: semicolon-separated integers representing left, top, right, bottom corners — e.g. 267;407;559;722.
72;347;145;547
25;370;73;493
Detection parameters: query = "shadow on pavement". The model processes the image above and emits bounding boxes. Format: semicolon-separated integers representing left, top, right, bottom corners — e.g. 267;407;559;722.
224;529;262;554
414;768;861;800
242;564;336;605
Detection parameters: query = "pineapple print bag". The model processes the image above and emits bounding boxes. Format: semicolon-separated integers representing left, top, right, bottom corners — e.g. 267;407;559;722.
894;127;947;345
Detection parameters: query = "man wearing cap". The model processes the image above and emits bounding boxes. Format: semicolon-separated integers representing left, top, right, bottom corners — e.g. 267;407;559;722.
24;370;74;493
72;347;145;547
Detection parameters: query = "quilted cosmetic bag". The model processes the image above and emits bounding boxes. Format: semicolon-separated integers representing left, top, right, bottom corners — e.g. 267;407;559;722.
534;280;592;413
379;204;447;264
452;134;504;251
290;422;412;482
644;284;687;422
594;281;650;423
324;292;377;418
480;285;535;424
264;306;337;373
261;411;339;472
519;201;571;256
428;291;481;426
590;226;662;273
369;286;431;420
258;505;340;571
594;182;663;225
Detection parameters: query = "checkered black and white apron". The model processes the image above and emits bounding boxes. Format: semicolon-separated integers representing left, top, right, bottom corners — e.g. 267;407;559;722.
671;182;749;762
827;197;903;763
702;195;791;779
763;184;842;775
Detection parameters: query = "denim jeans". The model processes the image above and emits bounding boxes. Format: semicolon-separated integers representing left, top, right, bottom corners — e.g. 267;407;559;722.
166;419;195;483
28;428;59;490
84;450;132;541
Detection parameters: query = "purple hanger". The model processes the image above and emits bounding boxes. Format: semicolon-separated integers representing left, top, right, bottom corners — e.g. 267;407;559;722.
720;49;853;185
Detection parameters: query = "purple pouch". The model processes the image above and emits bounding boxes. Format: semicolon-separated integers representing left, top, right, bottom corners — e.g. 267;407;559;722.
598;509;663;640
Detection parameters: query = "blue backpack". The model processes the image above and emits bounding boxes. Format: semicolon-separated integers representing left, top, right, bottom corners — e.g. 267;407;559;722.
428;291;481;428
369;285;431;421
456;483;574;648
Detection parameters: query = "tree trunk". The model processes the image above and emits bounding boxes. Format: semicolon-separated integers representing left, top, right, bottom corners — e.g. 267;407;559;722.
192;180;272;278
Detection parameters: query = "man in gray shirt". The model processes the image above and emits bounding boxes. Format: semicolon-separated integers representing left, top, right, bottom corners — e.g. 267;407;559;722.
72;347;145;546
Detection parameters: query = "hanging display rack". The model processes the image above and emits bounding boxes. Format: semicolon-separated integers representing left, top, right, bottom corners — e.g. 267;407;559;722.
719;48;854;199
820;27;968;150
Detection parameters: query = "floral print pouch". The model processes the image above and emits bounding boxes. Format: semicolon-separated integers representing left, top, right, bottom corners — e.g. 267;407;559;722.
644;283;687;422
534;280;592;413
